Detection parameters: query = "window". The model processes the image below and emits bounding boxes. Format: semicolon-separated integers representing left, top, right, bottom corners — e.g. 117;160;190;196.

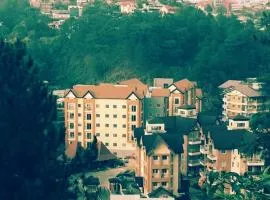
221;150;226;154
122;115;126;118
122;134;126;137
113;124;117;128
161;182;167;187
78;141;82;146
86;123;91;130
152;169;158;173
78;104;81;108
105;124;109;127
105;105;109;108
153;156;158;160
131;125;136;130
131;105;136;112
221;162;226;167
96;104;100;108
69;113;74;119
78;123;82;127
162;169;167;173
78;132;82;136
68;103;75;110
69;132;74;138
105;114;109;118
69;141;73;144
69;123;74;129
96;114;100;118
105;133;109;137
113;105;117;108
162;155;168;160
85;104;91;110
78;113;81;117
113;143;117;147
157;104;161;107
122;124;126;128
96;133;100;137
152;182;158;187
164;83;169;88
122;105;126;109
174;98;179;104
237;123;245;127
113;114;117;118
96;123;100;127
113;134;117;137
86;133;91;139
86;114;91;120
105;143;109;146
131;115;136;121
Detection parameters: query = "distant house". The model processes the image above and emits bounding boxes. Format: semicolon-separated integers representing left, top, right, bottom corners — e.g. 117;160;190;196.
51;9;70;20
159;5;178;16
117;0;136;14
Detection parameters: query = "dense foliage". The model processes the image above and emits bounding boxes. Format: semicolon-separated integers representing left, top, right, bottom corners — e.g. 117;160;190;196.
0;1;269;111
0;40;68;199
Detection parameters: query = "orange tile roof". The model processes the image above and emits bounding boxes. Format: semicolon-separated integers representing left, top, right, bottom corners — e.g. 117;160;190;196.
173;79;195;92
65;81;146;99
65;142;77;159
151;88;170;97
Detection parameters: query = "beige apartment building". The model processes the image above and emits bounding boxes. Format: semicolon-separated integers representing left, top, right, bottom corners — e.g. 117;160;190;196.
168;79;202;116
134;133;183;196
219;78;270;120
64;79;147;157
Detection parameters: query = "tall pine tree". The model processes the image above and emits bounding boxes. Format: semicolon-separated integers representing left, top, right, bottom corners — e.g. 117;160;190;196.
0;40;67;199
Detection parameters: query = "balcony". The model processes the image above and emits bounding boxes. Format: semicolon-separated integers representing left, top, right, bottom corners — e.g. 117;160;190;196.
188;159;201;167
188;149;201;156
207;153;217;161
200;159;207;166
188;138;201;145
200;146;208;154
247;159;265;166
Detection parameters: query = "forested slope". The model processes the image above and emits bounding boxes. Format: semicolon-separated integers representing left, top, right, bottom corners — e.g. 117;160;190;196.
1;0;269;110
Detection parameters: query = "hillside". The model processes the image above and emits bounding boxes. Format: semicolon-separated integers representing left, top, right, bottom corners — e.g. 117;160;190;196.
0;0;269;110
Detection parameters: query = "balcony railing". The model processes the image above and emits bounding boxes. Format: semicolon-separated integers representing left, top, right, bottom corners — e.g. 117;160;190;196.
200;159;207;166
188;138;201;145
200;146;208;154
207;153;217;161
247;159;265;166
188;159;201;167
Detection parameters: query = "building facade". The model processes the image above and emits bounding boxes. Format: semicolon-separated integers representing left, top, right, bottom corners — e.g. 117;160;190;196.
64;81;146;157
219;78;270;120
168;79;202;116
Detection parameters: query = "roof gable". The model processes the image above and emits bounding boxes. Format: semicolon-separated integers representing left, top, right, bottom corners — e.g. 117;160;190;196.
65;90;76;98
83;91;94;99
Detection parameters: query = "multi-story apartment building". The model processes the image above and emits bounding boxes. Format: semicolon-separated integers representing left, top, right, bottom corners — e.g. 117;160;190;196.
198;113;265;176
168;79;202;116
134;132;183;196
219;78;270;120
64;79;147;157
135;116;202;177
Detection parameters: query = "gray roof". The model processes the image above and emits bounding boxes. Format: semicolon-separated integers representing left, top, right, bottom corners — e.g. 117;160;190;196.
219;80;241;89
142;134;183;155
219;80;262;97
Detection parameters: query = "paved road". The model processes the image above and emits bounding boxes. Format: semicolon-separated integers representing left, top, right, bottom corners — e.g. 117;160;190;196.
87;166;128;187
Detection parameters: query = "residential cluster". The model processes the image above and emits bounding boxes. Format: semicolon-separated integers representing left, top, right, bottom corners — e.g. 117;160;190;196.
53;77;269;198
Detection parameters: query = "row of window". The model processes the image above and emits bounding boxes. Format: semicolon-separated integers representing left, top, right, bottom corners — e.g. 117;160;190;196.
69;132;91;139
96;133;127;138
96;114;126;119
152;182;168;187
68;103;137;111
69;132;127;138
104;142;126;147
153;155;168;161
69;113;136;121
69;123;137;130
152;169;168;174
